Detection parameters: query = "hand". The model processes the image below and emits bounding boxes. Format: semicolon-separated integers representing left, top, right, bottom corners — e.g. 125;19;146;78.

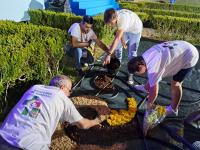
88;40;95;50
103;55;111;65
97;115;108;124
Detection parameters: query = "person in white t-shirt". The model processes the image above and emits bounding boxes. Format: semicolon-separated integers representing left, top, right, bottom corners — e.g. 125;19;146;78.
128;40;199;134
103;8;143;85
68;16;109;76
0;75;104;150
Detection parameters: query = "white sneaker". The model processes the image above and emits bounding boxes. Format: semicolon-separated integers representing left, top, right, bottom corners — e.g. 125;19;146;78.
83;63;88;67
127;74;134;85
134;84;148;93
192;141;200;150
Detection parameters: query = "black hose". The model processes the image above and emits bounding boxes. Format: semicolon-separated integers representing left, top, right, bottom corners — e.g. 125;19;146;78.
160;124;196;150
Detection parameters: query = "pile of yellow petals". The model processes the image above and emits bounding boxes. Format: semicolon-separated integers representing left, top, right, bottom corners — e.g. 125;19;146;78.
156;105;167;116
106;97;137;126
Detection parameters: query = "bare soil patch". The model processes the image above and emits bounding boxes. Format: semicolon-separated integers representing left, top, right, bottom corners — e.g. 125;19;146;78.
50;96;141;150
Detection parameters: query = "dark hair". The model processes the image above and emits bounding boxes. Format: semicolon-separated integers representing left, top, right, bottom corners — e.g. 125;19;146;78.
104;8;117;23
82;15;94;24
128;56;145;73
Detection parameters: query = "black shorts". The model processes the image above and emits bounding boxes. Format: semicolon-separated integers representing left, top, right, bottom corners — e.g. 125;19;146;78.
0;136;21;150
173;67;193;82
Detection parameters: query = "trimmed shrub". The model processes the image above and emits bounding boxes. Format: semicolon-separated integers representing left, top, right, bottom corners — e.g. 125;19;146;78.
29;10;81;31
150;15;200;33
28;9;150;42
120;2;141;12
29;10;111;39
135;2;200;13
120;2;200;44
121;4;200;19
150;15;200;44
0;21;66;115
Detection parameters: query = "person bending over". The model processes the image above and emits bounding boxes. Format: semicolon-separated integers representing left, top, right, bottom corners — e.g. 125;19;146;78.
0;75;104;150
103;8;143;84
128;40;199;134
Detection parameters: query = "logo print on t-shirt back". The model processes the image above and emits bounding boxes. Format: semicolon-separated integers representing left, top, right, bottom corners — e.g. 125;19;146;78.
21;96;42;118
162;42;178;50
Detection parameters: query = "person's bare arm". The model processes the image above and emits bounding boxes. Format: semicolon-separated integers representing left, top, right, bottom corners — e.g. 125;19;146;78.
94;38;109;53
74;118;99;129
147;83;159;110
109;29;124;54
90;33;109;54
74;115;106;129
70;36;89;48
103;29;124;65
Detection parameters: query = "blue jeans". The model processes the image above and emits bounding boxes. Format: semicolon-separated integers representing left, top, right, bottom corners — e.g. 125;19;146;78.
73;48;94;70
115;32;141;62
0;136;21;150
169;0;176;4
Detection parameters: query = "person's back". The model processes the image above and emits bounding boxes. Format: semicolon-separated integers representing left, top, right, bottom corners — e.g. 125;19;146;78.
0;85;79;149
142;40;199;85
117;9;143;34
128;40;199;135
0;75;104;149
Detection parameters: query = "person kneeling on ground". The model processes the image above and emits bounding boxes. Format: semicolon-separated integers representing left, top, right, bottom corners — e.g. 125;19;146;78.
128;40;199;135
68;15;109;76
0;75;105;150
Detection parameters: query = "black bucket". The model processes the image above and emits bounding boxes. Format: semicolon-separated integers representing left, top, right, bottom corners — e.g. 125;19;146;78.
106;57;120;75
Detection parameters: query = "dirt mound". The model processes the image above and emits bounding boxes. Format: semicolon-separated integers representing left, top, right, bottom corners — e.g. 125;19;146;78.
94;75;115;92
51;96;141;150
65;119;140;146
65;96;141;146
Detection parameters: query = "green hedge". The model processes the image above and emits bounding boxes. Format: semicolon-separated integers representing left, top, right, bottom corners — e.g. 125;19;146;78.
140;8;200;19
150;15;200;44
0;21;66;114
120;3;200;19
28;9;149;40
120;2;200;44
135;2;200;13
29;9;117;45
120;3;141;12
150;15;200;32
29;10;103;38
29;10;81;32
